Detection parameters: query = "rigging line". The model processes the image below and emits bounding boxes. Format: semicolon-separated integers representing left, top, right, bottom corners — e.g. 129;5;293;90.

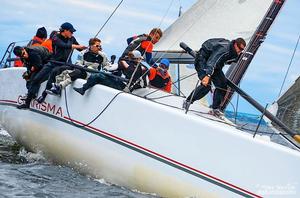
64;87;123;128
142;72;196;98
278;32;300;97
94;0;124;38
13;40;31;44
178;0;182;17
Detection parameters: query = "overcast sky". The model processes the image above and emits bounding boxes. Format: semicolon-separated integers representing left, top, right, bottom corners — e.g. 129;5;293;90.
0;0;299;114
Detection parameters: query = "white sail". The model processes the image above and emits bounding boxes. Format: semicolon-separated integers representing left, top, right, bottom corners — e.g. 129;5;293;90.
153;0;274;101
155;0;273;52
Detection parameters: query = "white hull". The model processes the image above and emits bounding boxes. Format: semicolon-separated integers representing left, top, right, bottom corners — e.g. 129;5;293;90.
1;67;300;197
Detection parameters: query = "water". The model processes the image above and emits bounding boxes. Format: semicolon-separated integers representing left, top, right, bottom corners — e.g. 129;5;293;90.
0;113;295;197
0;129;156;198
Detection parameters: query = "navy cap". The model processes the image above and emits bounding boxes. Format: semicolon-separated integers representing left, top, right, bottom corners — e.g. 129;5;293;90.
60;22;76;33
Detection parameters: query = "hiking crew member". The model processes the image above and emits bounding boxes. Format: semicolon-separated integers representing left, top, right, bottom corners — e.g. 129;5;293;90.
33;22;87;104
14;27;48;67
148;58;172;93
13;46;51;109
183;38;246;116
48;38;112;96
16;22;86;109
73;50;147;95
121;28;162;66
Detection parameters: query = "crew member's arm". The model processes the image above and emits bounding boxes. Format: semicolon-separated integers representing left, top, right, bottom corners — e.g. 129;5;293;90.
141;41;156;66
71;37;86;51
164;79;172;93
148;67;156;80
202;48;227;86
29;53;43;72
53;36;85;50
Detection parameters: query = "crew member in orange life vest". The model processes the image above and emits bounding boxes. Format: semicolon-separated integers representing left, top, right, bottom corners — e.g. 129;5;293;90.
14;27;48;67
121;28;162;66
40;31;57;54
29;27;48;46
148;58;172;93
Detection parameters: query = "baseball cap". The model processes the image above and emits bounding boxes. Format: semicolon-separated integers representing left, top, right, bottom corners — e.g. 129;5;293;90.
131;50;143;59
60;22;76;33
160;58;170;68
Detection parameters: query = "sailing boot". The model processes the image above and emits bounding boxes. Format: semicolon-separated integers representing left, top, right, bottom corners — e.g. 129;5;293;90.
36;91;47;103
73;87;86;95
209;108;225;119
73;79;96;95
17;94;32;109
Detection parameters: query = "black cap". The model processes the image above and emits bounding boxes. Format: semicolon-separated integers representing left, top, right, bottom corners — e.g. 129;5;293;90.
36;27;47;39
60;22;76;33
13;46;24;57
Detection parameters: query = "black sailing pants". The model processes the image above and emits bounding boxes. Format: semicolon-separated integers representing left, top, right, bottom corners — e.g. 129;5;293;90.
186;69;227;110
27;63;58;98
45;65;74;91
82;73;126;91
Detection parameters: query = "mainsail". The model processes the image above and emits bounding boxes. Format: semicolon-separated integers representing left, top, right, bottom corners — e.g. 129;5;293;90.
153;0;277;105
154;0;274;55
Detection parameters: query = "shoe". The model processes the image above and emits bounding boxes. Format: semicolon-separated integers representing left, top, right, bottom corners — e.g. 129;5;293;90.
73;87;85;95
182;100;191;110
19;94;28;101
182;100;188;110
49;84;62;96
45;89;55;95
17;103;30;109
209;109;224;119
36;95;46;103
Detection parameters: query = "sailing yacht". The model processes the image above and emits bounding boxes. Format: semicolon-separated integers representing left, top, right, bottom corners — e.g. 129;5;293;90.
0;0;300;197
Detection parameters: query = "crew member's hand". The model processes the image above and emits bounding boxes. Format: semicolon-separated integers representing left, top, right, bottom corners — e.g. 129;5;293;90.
201;75;210;86
72;45;87;50
22;71;30;80
31;66;37;72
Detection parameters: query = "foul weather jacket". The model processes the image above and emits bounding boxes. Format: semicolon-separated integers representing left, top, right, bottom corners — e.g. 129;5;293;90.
195;38;239;77
51;33;80;63
23;46;51;72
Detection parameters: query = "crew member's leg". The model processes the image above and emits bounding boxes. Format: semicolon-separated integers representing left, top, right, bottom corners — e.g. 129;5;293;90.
211;70;227;110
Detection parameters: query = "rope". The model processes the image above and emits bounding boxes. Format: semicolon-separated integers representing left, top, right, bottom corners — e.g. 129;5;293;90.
64;87;123;128
94;0;124;38
278;33;300;97
143;72;197;98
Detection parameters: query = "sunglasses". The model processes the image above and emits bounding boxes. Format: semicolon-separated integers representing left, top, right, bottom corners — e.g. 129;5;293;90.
93;45;102;49
159;64;168;70
238;45;245;51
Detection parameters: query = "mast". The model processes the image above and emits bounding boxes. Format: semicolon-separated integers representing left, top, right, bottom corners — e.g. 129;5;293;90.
220;0;286;111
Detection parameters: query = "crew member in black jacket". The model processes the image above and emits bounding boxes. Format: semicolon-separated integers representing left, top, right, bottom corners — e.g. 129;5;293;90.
13;45;51;90
17;22;86;109
183;38;246;116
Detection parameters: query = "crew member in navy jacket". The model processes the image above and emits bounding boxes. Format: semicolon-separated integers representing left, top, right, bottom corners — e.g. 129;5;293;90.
183;38;246;117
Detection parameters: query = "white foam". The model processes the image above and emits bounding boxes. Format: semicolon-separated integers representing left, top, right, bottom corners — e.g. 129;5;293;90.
18;148;46;163
94;178;111;186
0;126;10;136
